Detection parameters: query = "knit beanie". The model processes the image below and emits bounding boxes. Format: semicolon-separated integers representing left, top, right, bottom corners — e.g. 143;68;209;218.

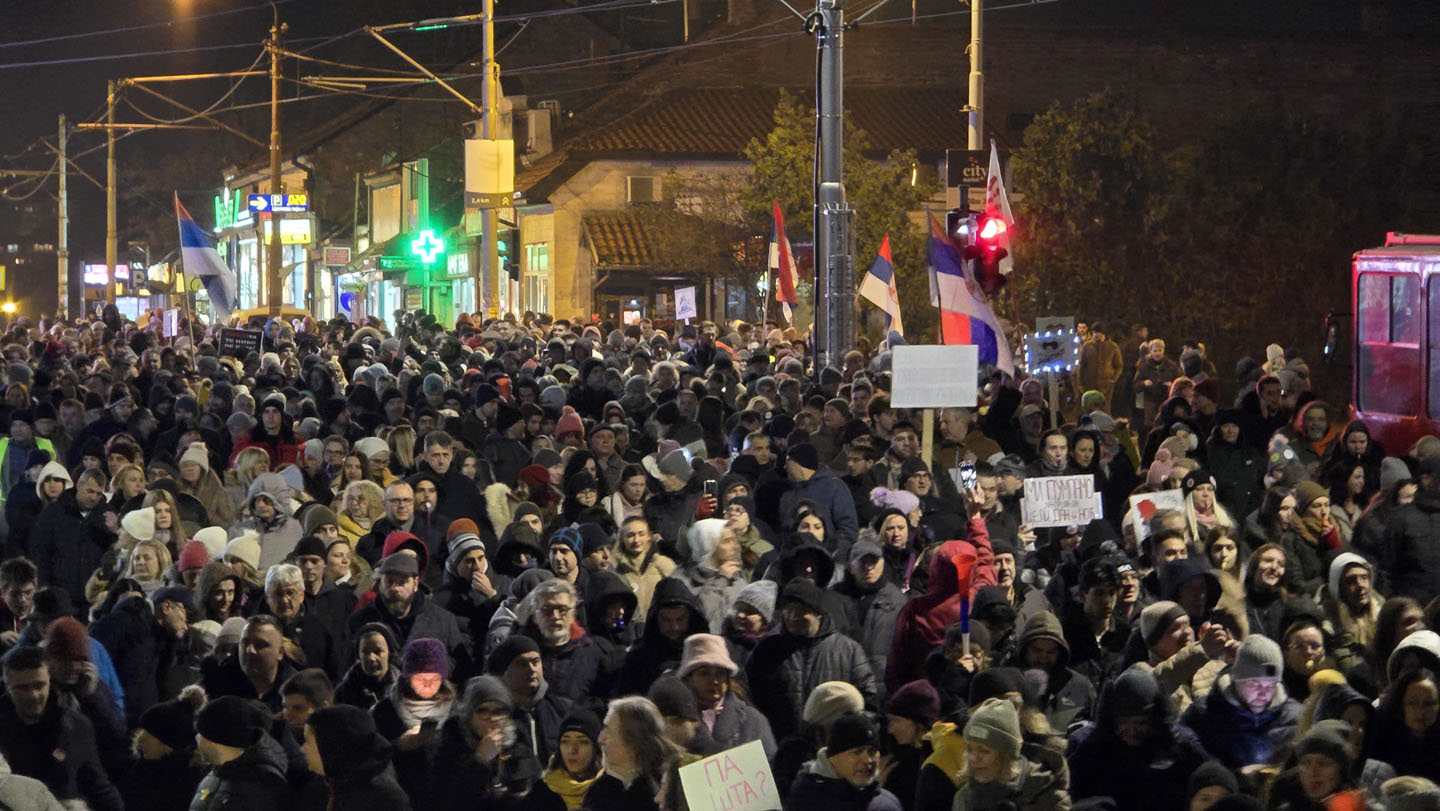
963;698;1023;759
44;616;90;661
139;687;204;752
549;526;582;558
179;443;210;471
196;696;270;748
401;638;451;679
302;506;339;537
518;465;551;489
486;634;541;676
781;579;826;615
869;486;920;516
177;540;211;574
559;707;602;744
1107;667;1162;720
1294;480;1328;512
462;674;513;714
969;667;1027;706
226;532;262;571
803;681;864;727
496;404;524;434
308;704;389;775
1327;552;1371;604
826;712;880;755
734;580;777;625
122;507;156;542
887;680;942;728
788;443;819;471
1146;449;1176;489
444;534;486;579
1231;634;1283;681
447;518;480;544
1186;760;1238;807
217;616;248;648
576;523;611;558
555;406;584;439
1140;601;1189;649
1381;456;1413;492
658;449;692;480
648;674;700;722
194;526;229;560
1296;720;1353;775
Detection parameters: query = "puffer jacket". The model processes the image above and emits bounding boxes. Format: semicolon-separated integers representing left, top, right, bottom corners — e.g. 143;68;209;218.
0;758;65;811
885;528;996;693
830;569;905;681
616;577;710;696
1181;673;1301;770
746;605;878;740
189;732;294;810
952;743;1071;811
516;619;604;704
1384;489;1440;601
30;488;119;610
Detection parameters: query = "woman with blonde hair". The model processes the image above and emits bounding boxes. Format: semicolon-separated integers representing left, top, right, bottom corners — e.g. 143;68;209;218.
336;479;385;543
388;425;416;476
107;463;147;510
1182;468;1236;547
226;446;271;506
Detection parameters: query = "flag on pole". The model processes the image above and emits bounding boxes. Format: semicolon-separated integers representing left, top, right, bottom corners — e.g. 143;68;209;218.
927;210;1014;375
174;193;237;324
857;235;903;337
984;139;1015;276
768;201;799;324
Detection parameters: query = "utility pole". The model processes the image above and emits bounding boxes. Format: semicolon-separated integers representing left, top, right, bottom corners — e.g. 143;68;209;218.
106;80;117;306
57;115;68;321
481;0;501;317
967;0;983;150
266;8;287;317
810;0;855;372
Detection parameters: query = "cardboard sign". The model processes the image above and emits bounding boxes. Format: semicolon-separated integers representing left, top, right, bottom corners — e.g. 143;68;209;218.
218;328;263;358
890;345;979;408
679;740;781;811
1020;474;1103;528
675;286;697;321
1127;488;1187;542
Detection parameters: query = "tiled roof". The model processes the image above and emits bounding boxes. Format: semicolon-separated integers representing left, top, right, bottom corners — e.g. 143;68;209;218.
569;86;972;157
582;213;660;267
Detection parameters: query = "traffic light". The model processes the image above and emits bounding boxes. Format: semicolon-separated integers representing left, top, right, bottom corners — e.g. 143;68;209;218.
946;208;975;242
498;228;519;281
964;212;1009;295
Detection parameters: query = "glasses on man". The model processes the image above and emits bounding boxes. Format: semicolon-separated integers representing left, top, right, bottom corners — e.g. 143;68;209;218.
539;602;574;617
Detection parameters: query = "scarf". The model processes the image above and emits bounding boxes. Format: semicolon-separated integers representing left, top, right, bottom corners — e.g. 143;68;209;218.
922;721;967;786
390;682;454;729
543;767;600;809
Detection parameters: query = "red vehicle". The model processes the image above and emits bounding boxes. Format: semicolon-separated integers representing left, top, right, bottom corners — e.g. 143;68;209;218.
1350;233;1440;453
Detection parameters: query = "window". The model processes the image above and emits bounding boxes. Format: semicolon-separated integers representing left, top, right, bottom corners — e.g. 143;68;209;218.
1357;273;1421;415
524;242;550;314
627;176;659;205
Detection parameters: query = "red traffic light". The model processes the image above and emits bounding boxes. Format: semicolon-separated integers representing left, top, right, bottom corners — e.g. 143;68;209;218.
978;217;1007;241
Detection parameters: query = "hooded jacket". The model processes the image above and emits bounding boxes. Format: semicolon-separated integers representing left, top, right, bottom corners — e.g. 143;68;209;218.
584;570;638;697
189;732;294;810
884;527;996;693
30;488;119;610
310;707;412;811
1205;413;1265;520
231;472;304;569
1010;610;1096;732
0;690;123;811
616;577;710;696
788;748;903;811
334;623;402;710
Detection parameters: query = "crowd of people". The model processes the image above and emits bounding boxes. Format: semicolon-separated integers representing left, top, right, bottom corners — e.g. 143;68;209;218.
0;306;1437;811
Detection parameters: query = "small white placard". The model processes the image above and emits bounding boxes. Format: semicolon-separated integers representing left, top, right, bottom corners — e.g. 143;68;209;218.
675;286;697;322
890;345;978;408
1021;474;1103;528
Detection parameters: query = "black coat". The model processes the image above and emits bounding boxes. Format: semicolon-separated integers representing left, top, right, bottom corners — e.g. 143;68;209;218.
123;750;206;811
429;714;543;811
278;604;346;679
790;762;903;811
1385;490;1440;602
189;733;295;810
30;489;118;611
515;621;604;706
348;591;471;678
581;773;658;811
615;577;709;697
0;692;123;811
90;594;162;727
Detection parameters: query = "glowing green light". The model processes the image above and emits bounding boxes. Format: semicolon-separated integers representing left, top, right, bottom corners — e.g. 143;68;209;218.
410;229;444;264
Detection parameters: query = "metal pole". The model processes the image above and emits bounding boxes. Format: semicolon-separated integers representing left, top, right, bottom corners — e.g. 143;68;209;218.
967;0;983;150
106;81;117;307
57;115;68;321
812;0;854;372
481;0;501;318
267;9;286;317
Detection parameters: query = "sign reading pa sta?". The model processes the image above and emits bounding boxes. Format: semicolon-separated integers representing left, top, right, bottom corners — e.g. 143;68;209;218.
679;740;781;811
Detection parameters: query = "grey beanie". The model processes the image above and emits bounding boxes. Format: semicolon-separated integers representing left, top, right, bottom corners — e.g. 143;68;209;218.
963;697;1023;760
1231;634;1283;681
1381;456;1413;492
733;580;777;624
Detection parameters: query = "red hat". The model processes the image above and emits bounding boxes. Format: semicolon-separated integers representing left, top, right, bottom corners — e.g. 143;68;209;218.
177;540;210;574
447;518;480;543
45;616;91;662
519;464;551;489
556;406;584;440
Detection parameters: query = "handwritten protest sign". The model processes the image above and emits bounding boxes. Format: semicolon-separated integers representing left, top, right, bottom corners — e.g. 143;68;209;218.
679;739;782;811
1127;488;1186;542
675;286;697;322
1020;474;1103;528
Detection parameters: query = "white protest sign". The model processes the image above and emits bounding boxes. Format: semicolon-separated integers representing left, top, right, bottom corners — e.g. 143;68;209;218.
1020;474;1103;528
1127;488;1186;542
675;286;697;322
890;345;978;409
163;309;180;338
679;739;781;811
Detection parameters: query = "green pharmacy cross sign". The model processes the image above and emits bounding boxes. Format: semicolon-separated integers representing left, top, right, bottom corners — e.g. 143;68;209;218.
410;229;445;264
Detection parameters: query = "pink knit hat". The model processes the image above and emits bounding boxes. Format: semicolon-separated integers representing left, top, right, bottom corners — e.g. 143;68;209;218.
555;406;584;440
177;540;211;574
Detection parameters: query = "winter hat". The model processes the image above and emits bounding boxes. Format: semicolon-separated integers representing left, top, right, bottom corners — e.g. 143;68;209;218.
447;519;480;544
803;681;865;727
486;634;541;676
196;696;270;748
532;448;563;469
217;616;249;648
964;697;1023;759
1327;552;1371;603
400;638;451;679
780;579;826;615
648;674;700;722
194;526;229;560
178;443;210;472
354;436;388;460
1296;720;1354;775
518;465;551;489
1381;456;1413;492
1231;634;1284;682
151;586;199;619
289;536;328;562
308;704;390;776
1294;480;1328;512
1140;601;1189;649
462;674;513;716
555;406;584;439
1107;667;1162;719
122;507;156;542
301;506;339;537
549;526;582;558
869;486;920;516
787;443;819;471
1146;449;1176;489
1181;468;1216;497
685;519;727;565
658;449;692;481
225;533;262;571
576;523;611;558
377;554;419;578
139;687;204;752
496;404;523;434
970;667;1027;706
677;633;738;678
191;620;222;649
993;454;1027;480
44;616;90;661
302;438;324;463
177;540;211;574
444;534;486;579
826;712;880;755
733;580;777;624
887;680;942;728
559;707;602;744
1186;761;1238;807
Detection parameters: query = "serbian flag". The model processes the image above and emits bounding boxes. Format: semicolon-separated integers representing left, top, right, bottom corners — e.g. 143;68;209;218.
857;235;903;337
769;200;799;323
175;193;237;323
952;545;978;647
984;140;1015;277
927;210;1014;375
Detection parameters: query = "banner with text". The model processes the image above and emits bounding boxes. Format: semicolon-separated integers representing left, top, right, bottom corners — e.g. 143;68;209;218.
1021;474;1103;528
679;739;781;811
1127;488;1186;543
